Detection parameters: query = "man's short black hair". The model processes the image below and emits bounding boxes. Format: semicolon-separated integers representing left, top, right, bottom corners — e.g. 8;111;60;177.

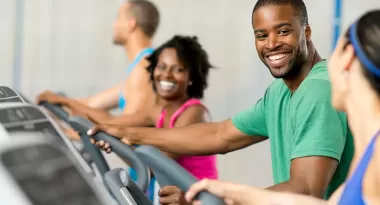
252;0;308;26
128;0;160;38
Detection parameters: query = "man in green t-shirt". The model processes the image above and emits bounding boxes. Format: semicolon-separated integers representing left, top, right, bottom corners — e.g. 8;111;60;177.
88;0;354;200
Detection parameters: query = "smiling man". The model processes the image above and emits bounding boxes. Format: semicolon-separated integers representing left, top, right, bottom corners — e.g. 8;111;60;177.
88;0;354;199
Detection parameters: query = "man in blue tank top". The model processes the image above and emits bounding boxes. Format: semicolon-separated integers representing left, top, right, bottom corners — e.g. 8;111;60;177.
78;1;160;202
37;0;160;202
77;0;159;115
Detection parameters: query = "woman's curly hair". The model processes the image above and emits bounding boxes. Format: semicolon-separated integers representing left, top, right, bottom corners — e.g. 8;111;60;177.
146;35;213;99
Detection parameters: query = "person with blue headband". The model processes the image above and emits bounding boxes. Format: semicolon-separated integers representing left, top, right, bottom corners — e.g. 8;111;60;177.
184;9;380;205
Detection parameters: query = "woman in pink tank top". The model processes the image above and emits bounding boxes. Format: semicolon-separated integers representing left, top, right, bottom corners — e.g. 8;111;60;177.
156;98;218;180
83;36;218;202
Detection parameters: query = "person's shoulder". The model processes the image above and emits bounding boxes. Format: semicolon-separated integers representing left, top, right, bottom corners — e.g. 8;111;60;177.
184;101;208;116
175;102;209;125
127;59;152;84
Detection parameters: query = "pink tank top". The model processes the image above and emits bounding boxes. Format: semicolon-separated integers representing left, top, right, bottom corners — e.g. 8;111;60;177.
156;98;218;180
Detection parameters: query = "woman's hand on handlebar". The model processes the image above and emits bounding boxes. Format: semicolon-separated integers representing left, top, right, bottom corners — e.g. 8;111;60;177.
36;90;68;105
159;186;191;205
185;179;256;205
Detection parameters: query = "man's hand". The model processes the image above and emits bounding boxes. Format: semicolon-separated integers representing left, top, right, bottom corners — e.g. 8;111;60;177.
159;186;190;205
87;124;134;153
90;139;113;153
36;90;68;105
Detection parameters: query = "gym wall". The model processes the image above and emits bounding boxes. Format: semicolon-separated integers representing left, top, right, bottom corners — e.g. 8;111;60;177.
0;0;379;187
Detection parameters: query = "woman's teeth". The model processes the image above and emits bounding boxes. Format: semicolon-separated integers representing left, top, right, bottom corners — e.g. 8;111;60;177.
159;81;176;90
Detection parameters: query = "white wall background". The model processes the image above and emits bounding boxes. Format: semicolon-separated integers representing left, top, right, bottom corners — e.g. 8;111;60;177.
0;0;379;187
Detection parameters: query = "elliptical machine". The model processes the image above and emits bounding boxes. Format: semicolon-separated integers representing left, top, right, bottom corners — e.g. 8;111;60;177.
0;131;110;205
39;92;226;205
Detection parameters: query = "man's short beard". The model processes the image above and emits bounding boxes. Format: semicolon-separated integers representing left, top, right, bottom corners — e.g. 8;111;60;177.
279;43;309;80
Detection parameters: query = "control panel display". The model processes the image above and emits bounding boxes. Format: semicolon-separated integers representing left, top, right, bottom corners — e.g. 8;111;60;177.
1;144;102;205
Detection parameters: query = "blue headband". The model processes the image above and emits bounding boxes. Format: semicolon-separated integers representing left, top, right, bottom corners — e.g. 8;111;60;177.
349;22;380;77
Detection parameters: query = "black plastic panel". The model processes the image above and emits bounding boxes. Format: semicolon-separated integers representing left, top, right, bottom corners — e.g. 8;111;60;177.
1;144;102;205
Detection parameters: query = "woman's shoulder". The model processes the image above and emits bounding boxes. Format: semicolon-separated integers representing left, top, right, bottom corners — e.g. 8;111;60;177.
182;99;209;114
175;100;211;125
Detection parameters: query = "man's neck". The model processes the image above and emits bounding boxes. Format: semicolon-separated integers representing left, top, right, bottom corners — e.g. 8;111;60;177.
284;41;322;93
124;32;152;61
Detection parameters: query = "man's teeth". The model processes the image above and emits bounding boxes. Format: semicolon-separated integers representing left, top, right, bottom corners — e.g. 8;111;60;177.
268;53;288;61
159;81;176;90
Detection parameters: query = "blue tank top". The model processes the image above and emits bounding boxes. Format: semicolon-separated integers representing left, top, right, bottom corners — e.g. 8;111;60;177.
338;129;380;205
118;48;155;109
117;47;156;201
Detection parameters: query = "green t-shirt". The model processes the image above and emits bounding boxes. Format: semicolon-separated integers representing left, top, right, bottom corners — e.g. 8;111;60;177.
232;60;354;198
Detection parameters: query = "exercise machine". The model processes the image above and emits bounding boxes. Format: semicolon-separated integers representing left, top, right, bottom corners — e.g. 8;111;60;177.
0;86;25;103
0;86;93;175
38;93;225;204
69;116;225;205
0;87;153;204
40;101;152;205
0;133;111;205
0;86;89;163
0;102;94;174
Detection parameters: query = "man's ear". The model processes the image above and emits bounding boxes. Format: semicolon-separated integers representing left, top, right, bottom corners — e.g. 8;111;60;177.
128;18;137;32
305;25;311;41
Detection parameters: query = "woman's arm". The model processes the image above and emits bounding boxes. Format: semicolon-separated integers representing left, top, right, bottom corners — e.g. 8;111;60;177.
96;109;155;127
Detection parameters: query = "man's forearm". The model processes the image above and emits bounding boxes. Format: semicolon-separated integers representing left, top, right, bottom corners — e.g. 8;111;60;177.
78;97;118;111
127;122;227;156
64;99;112;122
